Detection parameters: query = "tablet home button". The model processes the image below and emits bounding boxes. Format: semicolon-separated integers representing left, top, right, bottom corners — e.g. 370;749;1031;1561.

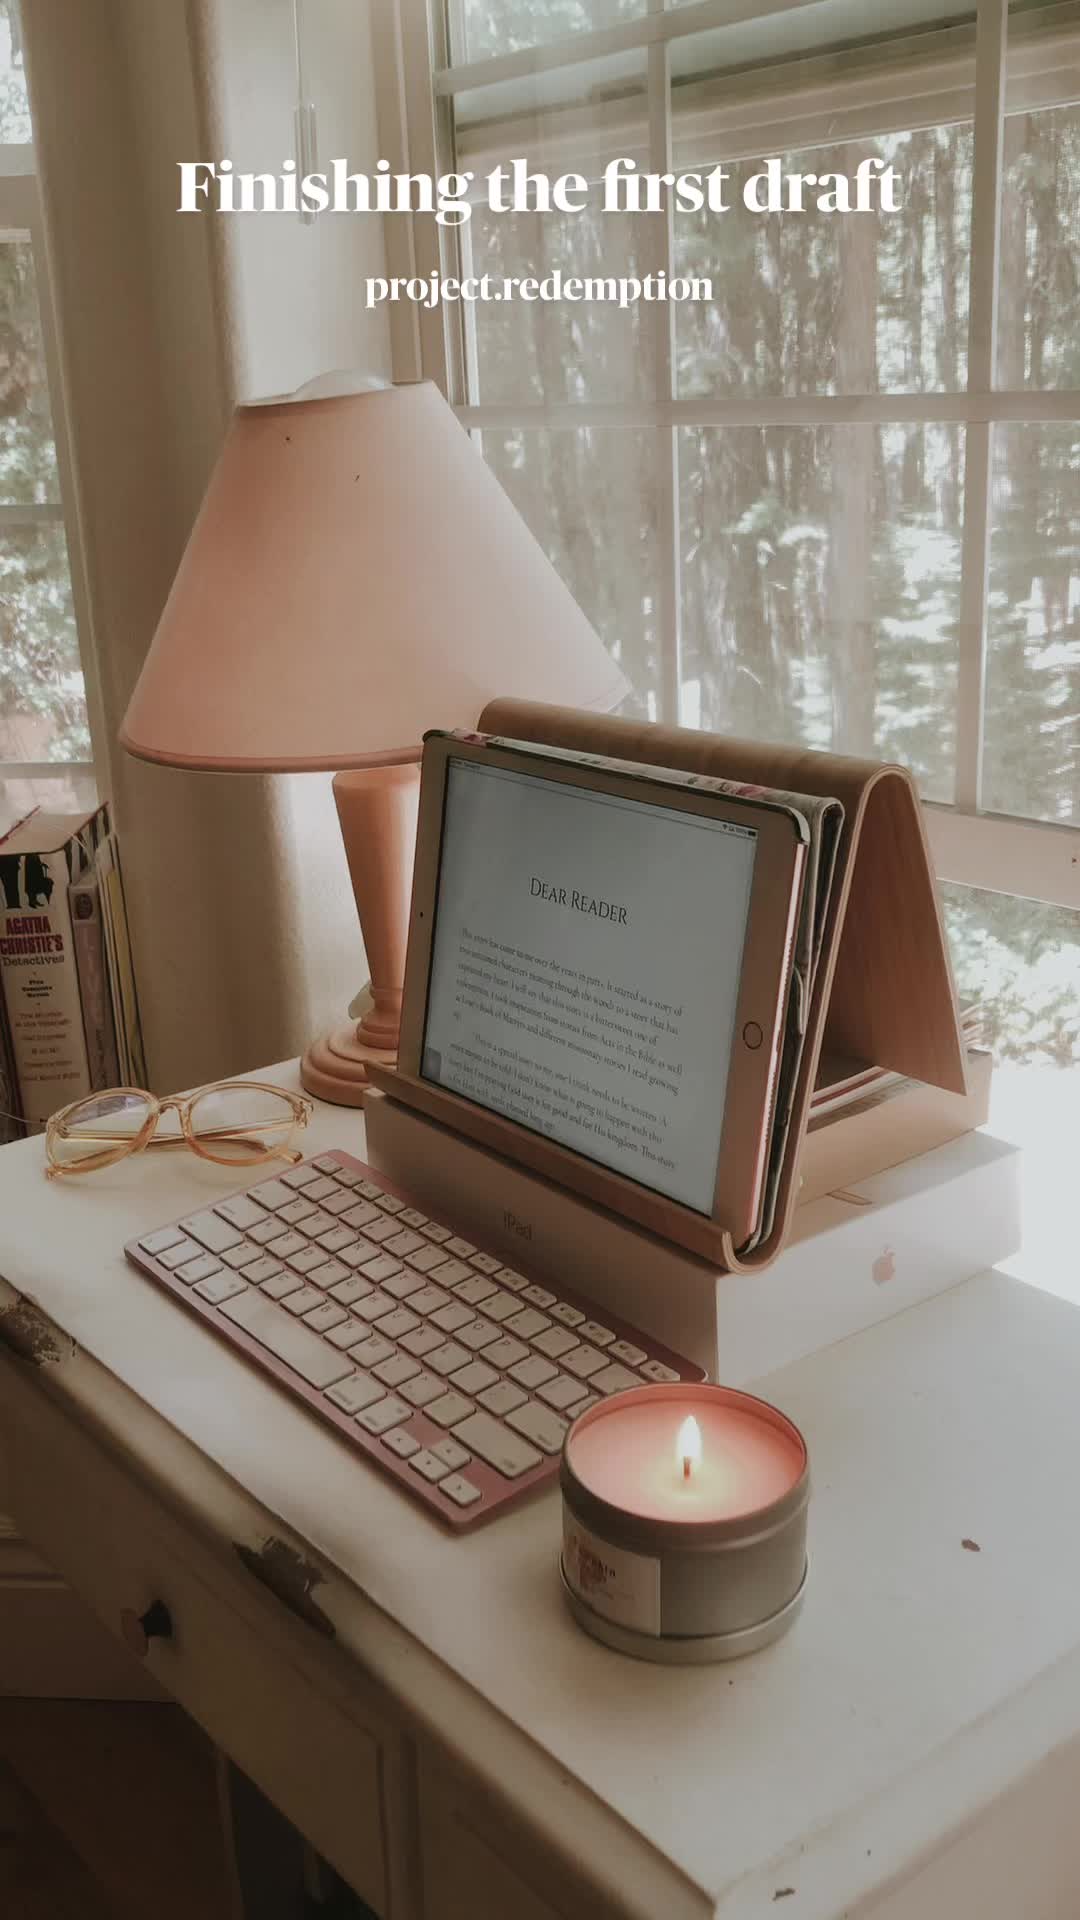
743;1021;764;1049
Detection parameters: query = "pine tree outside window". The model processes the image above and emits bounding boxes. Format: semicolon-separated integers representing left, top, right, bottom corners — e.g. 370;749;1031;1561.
0;0;95;801
385;0;1080;1065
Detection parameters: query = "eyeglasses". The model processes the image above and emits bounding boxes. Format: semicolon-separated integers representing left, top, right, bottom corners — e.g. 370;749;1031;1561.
44;1082;313;1180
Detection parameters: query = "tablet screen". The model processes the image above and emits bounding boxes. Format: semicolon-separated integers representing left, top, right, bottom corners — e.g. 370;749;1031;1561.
420;756;758;1214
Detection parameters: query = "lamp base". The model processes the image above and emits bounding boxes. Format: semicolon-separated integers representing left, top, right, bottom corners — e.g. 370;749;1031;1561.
300;1023;397;1108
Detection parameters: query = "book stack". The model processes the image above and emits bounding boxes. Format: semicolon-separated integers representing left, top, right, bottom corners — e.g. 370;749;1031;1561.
0;801;146;1137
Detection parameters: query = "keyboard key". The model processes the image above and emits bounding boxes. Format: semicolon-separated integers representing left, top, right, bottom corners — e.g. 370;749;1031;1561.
522;1285;556;1309
592;1363;639;1396
326;1318;367;1348
249;1178;294;1209
373;1353;421;1388
181;1211;243;1254
282;1164;322;1188
357;1181;383;1201
432;1438;471;1470
442;1474;482;1508
406;1246;450;1274
431;1302;473;1334
401;1372;443;1407
427;1391;474;1429
449;1360;498;1397
278;1197;317;1226
380;1267;421;1298
509;1355;558;1391
358;1395;411;1435
550;1301;585;1327
247;1218;282;1246
433;1260;472;1290
579;1321;615;1348
533;1327;579;1360
478;1381;528;1417
219;1290;354;1389
428;1342;470;1377
507;1401;568;1456
457;1319;501;1351
139;1226;184;1257
537;1374;590;1413
321;1190;359;1217
446;1237;476;1259
455;1274;498;1307
159;1238;202;1270
349;1334;395;1368
610;1340;648;1367
262;1272;303;1301
506;1309;551;1341
495;1267;527;1292
286;1247;326;1276
215;1195;267;1232
352;1292;396;1323
313;1157;345;1176
283;1287;325;1317
296;1210;336;1240
377;1308;420;1341
411;1449;448;1483
340;1240;380;1269
361;1217;400;1245
342;1201;381;1231
480;1292;520;1324
194;1273;248;1305
331;1169;360;1189
410;1285;450;1317
245;1257;285;1287
326;1372;384;1415
309;1260;348;1289
400;1207;427;1229
484;1336;528;1371
386;1229;425;1257
304;1301;349;1334
362;1255;408;1286
315;1226;355;1253
453;1412;541;1478
400;1326;444;1358
470;1253;501;1275
383;1427;420;1458
330;1276;373;1305
640;1359;681;1383
175;1255;222;1286
302;1177;338;1203
422;1223;452;1243
223;1244;262;1269
378;1194;406;1215
266;1232;306;1260
563;1345;606;1380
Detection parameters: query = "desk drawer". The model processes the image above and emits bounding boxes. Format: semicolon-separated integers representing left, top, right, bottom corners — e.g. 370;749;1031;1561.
2;1363;406;1917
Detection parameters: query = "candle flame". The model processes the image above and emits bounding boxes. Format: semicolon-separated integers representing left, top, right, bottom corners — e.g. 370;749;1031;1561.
677;1414;702;1481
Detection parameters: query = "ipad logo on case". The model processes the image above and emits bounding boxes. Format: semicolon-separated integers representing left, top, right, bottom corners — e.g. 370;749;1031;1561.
872;1247;896;1286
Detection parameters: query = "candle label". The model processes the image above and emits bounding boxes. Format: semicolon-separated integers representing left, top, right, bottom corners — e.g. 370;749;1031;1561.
563;1513;661;1636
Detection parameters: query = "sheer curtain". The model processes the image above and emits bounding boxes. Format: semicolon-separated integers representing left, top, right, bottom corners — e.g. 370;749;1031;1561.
21;0;391;1090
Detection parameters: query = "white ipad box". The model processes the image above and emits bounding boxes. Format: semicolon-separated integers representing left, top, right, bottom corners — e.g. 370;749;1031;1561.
364;1090;1020;1385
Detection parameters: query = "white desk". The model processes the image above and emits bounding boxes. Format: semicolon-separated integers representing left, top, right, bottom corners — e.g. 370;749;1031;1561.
2;1064;1080;1919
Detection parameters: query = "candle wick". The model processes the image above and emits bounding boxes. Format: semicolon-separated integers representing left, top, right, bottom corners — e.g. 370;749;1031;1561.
683;1455;692;1480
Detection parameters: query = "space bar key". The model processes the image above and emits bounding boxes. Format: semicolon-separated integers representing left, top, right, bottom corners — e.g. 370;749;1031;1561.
218;1289;354;1390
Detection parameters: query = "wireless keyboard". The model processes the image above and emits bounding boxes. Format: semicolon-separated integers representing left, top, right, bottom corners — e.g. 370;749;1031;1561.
126;1149;704;1529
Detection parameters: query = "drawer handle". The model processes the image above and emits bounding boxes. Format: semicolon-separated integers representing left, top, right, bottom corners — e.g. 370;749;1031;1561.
120;1599;173;1658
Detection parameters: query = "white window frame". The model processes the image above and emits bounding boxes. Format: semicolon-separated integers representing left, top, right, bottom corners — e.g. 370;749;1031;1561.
382;0;1080;912
0;111;98;785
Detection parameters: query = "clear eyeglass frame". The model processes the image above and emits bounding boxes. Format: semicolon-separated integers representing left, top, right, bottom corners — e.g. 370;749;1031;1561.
43;1081;314;1180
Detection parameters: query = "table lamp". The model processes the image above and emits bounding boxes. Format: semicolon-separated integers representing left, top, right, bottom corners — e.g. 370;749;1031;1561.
119;375;629;1105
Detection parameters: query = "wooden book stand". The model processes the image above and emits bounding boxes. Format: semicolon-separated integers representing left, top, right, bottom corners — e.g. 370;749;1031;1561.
373;700;966;1277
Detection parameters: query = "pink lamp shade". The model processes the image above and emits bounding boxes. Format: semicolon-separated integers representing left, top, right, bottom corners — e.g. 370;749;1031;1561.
119;380;628;771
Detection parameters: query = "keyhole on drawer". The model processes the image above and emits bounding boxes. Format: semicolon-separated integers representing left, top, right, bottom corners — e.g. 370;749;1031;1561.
120;1599;173;1658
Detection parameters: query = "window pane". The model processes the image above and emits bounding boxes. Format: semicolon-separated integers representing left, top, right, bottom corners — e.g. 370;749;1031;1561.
0;0;29;144
998;102;1080;390
449;1;646;64
983;423;1080;827
679;424;962;798
0;523;89;762
1;241;61;504
942;882;1080;1064
674;127;971;396
479;427;661;716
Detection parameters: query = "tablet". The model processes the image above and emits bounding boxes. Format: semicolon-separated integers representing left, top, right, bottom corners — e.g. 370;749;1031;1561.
393;732;808;1260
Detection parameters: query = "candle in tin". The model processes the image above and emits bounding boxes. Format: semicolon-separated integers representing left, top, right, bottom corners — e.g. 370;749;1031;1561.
561;1384;809;1663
